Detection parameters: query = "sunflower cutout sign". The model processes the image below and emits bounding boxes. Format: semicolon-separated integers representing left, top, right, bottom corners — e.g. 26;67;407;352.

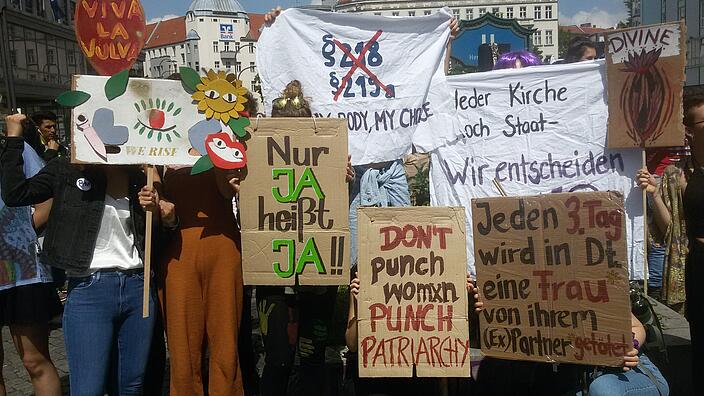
180;67;251;175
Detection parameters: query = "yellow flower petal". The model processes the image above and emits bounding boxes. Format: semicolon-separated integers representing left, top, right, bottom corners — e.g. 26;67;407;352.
197;101;209;112
205;108;215;119
218;70;227;79
207;69;217;80
236;87;248;96
200;77;210;85
221;112;231;123
234;103;245;113
192;91;206;101
229;109;240;119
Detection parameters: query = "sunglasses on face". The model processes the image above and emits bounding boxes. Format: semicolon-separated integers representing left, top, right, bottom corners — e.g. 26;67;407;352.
273;96;303;109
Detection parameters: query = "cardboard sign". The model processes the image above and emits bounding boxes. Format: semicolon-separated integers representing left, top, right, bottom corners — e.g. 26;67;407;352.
606;22;686;148
430;61;645;279
472;192;632;367
74;0;147;76
240;118;350;285
70;75;204;166
357;207;470;377
257;8;460;166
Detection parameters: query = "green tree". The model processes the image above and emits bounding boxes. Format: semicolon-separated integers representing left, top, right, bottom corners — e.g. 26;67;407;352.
623;0;635;26
558;28;577;59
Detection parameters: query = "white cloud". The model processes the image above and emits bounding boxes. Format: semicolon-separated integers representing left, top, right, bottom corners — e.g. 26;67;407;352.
559;7;627;28
147;14;180;24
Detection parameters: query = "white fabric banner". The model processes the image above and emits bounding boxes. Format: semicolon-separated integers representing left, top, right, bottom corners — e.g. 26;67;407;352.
430;61;645;279
257;8;460;166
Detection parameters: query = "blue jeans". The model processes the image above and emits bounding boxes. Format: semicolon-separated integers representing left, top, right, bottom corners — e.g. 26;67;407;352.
63;270;156;396
579;354;669;396
648;244;666;289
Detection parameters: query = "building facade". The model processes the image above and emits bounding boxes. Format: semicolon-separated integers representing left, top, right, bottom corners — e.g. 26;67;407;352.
335;0;559;62
0;0;88;140
632;0;704;86
142;0;264;106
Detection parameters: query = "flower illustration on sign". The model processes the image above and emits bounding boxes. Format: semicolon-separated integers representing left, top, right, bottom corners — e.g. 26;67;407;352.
192;70;248;123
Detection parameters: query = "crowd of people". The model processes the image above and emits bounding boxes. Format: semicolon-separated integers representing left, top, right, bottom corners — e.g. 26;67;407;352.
0;7;698;396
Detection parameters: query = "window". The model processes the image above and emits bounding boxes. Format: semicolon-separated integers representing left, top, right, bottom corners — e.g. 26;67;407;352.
181;44;185;49
215;61;220;68
466;9;473;19
424;10;431;15
546;5;553;19
678;0;685;19
545;30;553;46
492;7;500;17
251;81;257;92
199;18;204;22
26;48;36;64
250;61;255;70
224;42;230;52
534;6;542;20
374;12;381;15
408;11;415;16
225;61;232;68
249;43;254;53
519;6;527;19
392;11;399;16
47;48;55;64
181;53;185;62
453;9;459;18
23;0;33;14
236;62;242;73
213;41;218;52
506;7;513;19
68;50;76;65
9;49;16;66
534;31;542;46
479;8;486;16
195;61;200;69
212;18;218;22
194;44;198;50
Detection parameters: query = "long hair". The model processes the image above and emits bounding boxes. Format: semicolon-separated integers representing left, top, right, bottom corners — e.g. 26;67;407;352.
493;50;542;70
565;37;596;63
271;80;312;118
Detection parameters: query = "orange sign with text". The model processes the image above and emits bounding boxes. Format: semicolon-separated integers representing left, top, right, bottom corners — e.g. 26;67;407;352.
74;0;147;76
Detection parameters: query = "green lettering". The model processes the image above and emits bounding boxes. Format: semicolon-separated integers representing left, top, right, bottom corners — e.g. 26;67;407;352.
295;238;325;275
272;169;295;203
291;168;325;201
272;239;296;278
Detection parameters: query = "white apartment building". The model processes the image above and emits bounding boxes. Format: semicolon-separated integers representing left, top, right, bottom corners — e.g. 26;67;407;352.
335;0;559;61
141;0;263;99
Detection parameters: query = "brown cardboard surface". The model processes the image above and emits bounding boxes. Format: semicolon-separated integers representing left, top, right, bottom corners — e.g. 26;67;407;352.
357;207;470;378
606;21;686;148
239;118;350;285
472;192;632;367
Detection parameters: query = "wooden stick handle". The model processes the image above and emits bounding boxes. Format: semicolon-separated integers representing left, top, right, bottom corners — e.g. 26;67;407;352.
642;150;649;295
143;165;155;318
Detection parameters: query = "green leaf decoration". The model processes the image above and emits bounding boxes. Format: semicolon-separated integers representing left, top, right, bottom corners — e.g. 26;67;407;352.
156;98;161;108
166;134;172;143
147;130;154;139
134;103;141;112
172;130;181;138
180;67;201;92
149;98;154;108
55;90;91;107
133;122;140;129
173;107;182;116
141;100;147;110
168;102;175;112
190;155;214;175
158;132;162;142
139;126;146;135
161;99;166;109
228;117;251;138
104;69;130;101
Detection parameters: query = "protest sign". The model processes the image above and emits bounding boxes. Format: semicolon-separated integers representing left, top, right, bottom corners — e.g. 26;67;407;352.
69;75;203;166
257;8;460;166
240;118;350;285
357;207;470;377
472;192;632;367
605;22;686;148
430;61;645;279
74;0;147;76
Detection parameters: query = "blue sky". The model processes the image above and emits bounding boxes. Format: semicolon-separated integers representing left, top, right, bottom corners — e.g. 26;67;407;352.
143;0;628;28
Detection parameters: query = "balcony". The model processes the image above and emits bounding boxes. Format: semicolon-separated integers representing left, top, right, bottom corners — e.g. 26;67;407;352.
220;51;237;59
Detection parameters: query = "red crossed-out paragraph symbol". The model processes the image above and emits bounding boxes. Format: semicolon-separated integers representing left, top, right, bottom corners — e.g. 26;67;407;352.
332;30;394;102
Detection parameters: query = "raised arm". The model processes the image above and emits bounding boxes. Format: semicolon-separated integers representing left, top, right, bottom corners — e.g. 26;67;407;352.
1;115;57;206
